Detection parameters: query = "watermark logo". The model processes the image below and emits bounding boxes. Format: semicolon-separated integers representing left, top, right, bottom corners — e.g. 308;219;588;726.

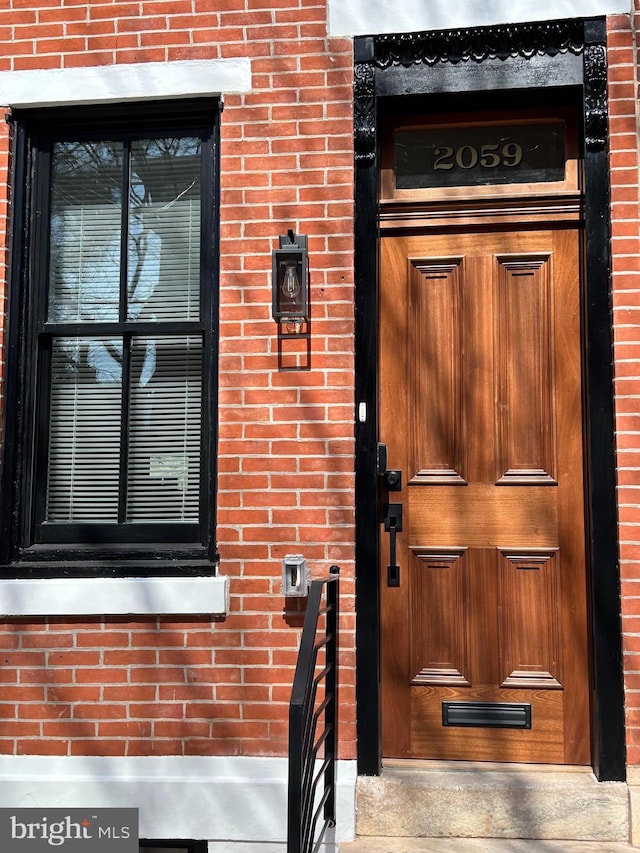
0;809;138;852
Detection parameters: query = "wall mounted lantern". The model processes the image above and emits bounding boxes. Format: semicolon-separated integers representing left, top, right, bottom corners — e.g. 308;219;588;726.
272;230;309;323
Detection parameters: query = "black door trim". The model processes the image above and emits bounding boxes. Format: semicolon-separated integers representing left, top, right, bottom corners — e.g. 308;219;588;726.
353;17;625;781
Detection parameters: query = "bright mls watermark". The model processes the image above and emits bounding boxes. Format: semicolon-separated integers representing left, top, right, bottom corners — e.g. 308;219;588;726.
0;809;138;852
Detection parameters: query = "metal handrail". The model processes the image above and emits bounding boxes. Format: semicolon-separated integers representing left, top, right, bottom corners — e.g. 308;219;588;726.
287;566;340;853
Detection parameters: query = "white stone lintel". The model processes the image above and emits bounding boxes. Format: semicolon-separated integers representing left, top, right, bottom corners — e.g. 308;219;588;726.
328;0;630;37
0;58;252;109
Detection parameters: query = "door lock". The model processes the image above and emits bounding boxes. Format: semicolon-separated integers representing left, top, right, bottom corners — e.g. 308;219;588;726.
383;469;402;491
377;444;402;491
376;442;388;476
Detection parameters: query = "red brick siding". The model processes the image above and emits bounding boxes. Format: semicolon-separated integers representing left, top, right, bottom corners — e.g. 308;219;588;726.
0;1;356;759
611;9;640;766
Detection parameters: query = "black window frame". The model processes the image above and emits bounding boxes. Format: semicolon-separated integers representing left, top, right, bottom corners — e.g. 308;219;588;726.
0;99;221;576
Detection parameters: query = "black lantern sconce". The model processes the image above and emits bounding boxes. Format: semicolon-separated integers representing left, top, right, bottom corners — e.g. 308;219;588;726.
272;230;309;325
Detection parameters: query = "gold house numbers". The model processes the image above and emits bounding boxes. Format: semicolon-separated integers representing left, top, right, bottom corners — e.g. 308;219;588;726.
433;142;524;171
394;121;565;190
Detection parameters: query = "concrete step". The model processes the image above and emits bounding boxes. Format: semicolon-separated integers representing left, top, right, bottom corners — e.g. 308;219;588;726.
340;839;635;852
354;761;630;843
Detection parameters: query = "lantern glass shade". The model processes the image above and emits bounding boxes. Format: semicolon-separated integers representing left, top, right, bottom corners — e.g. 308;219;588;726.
272;241;308;321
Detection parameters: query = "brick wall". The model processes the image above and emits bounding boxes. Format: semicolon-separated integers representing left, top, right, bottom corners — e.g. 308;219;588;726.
0;0;356;760
610;8;640;766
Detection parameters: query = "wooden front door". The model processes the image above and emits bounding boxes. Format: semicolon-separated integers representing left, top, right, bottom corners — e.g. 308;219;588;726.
379;226;590;764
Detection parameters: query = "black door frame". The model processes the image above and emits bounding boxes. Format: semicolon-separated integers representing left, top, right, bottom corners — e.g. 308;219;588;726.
353;17;625;781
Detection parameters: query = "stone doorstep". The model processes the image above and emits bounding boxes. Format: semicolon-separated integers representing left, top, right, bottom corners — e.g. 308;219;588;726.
354;761;631;843
340;840;635;852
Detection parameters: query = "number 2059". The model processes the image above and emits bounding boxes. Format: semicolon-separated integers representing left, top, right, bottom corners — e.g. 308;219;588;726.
433;142;524;171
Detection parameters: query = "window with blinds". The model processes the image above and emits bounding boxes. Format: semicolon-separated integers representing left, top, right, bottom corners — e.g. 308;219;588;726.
4;101;219;559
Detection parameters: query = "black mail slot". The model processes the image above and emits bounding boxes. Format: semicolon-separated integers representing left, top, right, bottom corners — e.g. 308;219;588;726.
442;701;532;729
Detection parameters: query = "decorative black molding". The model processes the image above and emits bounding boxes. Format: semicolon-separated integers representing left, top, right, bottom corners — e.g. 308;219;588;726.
584;43;608;151
354;62;375;163
373;21;584;68
353;21;590;160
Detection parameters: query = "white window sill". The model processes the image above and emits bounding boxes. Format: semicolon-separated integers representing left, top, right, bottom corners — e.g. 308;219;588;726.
0;576;230;617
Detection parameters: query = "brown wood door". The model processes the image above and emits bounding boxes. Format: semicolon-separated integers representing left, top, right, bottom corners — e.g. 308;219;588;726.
379;227;590;764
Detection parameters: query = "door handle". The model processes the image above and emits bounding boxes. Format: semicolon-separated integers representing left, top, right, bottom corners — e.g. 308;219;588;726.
384;503;403;587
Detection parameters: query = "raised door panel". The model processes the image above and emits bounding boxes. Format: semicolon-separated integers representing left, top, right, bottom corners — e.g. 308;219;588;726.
409;259;466;484
410;549;470;686
495;254;557;485
498;550;562;689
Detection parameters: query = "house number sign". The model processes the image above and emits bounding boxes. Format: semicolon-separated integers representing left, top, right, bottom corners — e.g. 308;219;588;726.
394;121;565;190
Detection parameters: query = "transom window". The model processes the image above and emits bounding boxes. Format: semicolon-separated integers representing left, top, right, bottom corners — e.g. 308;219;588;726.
1;101;219;569
380;108;579;202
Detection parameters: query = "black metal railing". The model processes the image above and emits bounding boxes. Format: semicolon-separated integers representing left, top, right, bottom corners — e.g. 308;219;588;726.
287;566;340;853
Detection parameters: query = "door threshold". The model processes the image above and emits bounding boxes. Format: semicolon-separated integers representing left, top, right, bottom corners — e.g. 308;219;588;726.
382;757;594;774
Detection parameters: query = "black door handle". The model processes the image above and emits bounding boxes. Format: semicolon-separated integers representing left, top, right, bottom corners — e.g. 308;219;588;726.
384;503;402;587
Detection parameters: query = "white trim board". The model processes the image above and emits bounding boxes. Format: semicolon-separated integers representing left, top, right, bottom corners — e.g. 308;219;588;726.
328;0;630;37
0;59;252;109
0;756;357;845
0;576;230;617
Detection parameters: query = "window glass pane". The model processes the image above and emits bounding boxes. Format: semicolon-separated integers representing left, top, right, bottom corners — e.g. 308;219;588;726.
128;138;201;322
126;335;202;522
46;336;122;522
48;142;123;323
